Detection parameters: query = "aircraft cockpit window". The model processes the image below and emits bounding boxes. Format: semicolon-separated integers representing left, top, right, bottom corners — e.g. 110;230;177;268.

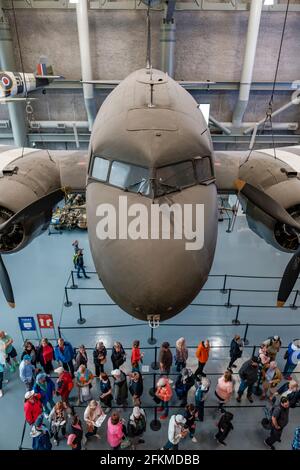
109;161;150;195
195;156;214;182
156;161;195;196
92;156;110;181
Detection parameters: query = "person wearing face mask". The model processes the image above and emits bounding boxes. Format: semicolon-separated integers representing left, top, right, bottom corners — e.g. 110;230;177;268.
161;414;188;450
127;406;146;450
129;371;144;406
111;342;126;370
155;377;173;421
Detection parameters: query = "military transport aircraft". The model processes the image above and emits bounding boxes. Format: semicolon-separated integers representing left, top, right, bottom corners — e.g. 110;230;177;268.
0;65;300;322
0;62;62;103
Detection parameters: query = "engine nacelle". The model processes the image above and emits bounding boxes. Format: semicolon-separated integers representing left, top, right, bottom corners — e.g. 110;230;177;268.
0;153;61;253
241;178;300;253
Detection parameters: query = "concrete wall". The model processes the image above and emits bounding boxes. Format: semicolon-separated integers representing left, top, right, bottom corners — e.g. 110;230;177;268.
1;8;300;135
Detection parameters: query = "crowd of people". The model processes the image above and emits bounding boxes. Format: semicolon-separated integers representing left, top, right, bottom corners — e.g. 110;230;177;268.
0;329;300;451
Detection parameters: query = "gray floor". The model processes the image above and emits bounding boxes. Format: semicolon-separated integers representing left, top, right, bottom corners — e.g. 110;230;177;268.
0;214;299;450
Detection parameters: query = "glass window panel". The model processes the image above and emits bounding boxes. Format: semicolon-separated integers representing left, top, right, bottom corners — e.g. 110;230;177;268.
92;157;110;181
109;161;150;195
195;156;213;182
156;161;195;190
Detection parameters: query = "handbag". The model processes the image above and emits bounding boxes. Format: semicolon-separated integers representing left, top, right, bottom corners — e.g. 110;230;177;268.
120;437;131;449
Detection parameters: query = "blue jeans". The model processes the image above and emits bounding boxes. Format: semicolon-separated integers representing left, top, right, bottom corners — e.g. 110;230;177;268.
163;440;178;450
238;379;253;397
196;401;204;421
283;362;297;377
77;265;88;278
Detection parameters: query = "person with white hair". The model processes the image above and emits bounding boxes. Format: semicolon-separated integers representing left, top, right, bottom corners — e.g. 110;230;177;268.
127;406;146;450
260;361;282;401
161;414;188;450
111;369;128;407
175;337;188;372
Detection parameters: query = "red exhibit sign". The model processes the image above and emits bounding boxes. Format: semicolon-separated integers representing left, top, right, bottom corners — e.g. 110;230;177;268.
37;314;54;329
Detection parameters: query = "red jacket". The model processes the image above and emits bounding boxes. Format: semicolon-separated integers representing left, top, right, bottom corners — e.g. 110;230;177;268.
196;342;210;364
24;396;43;425
57;371;74;400
131;347;141;365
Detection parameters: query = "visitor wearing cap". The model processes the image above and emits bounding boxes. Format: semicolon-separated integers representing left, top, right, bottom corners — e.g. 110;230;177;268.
264;396;290;450
155;376;173;420
83;399;105;445
55;366;74;404
111;369;128;407
75;344;88;371
260;361;282;401
194;339;210;379
159;342;173;375
76;249;90;279
36;338;54;375
0;330;19;373
175;367;195;407
24;390;43;425
129;371;144;406
19;354;36;391
236;356;259;403
33;372;56;417
127;406;146;450
161;414;188;450
54;338;76;378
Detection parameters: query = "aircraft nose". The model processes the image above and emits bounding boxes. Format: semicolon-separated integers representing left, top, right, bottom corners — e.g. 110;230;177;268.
87;183;218;321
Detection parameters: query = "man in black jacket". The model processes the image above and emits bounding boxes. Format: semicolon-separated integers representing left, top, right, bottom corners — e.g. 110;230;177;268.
264;397;290;450
228;335;243;371
236;356;259;403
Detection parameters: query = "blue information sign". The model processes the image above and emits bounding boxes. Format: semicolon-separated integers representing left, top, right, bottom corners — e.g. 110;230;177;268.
18;316;36;332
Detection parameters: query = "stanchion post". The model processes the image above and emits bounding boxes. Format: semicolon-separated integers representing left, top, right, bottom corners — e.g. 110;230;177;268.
148;325;157;345
220;274;228;293
64;287;72;307
232;305;241;325
58;326;61;338
225;288;232;308
77;303;86;325
290;290;298;310
243;323;249;345
151;346;159;370
150;373;161;431
252;345;256;357
70;271;78;290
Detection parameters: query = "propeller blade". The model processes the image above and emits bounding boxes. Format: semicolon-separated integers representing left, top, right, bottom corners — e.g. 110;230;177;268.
0;255;15;308
0;188;65;234
277;245;300;307
235;179;300;232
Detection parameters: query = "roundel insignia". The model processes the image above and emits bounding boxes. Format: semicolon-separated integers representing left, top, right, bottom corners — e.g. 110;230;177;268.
0;73;13;97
